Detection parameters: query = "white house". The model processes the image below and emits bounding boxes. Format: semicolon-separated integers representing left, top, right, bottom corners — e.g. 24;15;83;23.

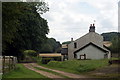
65;24;111;60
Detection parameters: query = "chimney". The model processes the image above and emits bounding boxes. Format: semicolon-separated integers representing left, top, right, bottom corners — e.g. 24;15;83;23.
89;24;95;32
71;38;73;41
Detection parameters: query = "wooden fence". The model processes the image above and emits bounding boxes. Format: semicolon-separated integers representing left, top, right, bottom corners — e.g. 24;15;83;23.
0;56;17;74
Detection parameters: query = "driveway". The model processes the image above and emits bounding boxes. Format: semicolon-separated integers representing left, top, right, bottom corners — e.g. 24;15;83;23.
23;63;88;79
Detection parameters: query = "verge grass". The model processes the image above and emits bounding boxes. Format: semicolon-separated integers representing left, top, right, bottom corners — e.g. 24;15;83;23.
38;59;109;74
2;64;47;78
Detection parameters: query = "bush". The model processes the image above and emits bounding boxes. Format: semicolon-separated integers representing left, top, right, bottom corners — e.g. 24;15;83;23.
24;50;37;57
42;58;53;64
21;50;37;62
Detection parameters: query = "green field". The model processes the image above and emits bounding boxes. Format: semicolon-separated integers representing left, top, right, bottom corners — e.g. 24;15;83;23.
2;64;46;78
38;59;109;74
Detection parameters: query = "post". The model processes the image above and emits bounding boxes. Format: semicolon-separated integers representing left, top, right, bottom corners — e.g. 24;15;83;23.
2;56;5;74
9;56;10;71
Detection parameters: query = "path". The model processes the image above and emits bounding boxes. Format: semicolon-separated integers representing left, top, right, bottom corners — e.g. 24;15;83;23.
23;63;63;79
30;63;87;78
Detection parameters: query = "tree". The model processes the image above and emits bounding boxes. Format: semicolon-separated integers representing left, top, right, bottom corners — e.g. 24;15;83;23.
14;2;49;51
40;38;61;53
2;2;49;59
109;36;120;53
2;2;21;52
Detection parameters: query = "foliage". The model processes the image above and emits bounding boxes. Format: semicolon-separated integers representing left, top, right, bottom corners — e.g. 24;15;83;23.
23;50;37;57
47;59;109;73
101;32;120;41
3;64;46;78
2;2;49;60
2;2;22;52
62;41;72;44
101;32;120;53
40;38;61;53
109;36;120;53
42;58;53;64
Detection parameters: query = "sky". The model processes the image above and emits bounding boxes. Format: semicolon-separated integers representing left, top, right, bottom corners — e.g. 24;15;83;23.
2;0;119;43
41;0;119;43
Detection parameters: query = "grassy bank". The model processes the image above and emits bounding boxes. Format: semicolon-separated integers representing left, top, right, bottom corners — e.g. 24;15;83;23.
38;59;109;74
3;64;46;78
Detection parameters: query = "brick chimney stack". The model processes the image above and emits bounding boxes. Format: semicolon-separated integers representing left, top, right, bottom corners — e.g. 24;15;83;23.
89;24;95;32
71;38;73;41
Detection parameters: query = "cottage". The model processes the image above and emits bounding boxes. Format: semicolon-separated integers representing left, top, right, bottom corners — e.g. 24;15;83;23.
62;24;111;60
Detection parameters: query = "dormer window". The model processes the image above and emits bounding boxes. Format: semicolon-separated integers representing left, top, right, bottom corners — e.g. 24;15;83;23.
74;42;77;48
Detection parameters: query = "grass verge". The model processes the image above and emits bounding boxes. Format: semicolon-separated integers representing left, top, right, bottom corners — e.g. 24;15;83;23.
2;64;47;78
38;59;109;74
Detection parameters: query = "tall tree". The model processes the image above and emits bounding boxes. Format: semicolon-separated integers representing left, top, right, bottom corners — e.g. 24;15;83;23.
2;2;21;52
2;2;49;58
40;38;61;53
110;36;120;53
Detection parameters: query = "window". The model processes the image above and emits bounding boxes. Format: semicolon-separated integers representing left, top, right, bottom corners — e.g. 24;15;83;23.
74;42;77;48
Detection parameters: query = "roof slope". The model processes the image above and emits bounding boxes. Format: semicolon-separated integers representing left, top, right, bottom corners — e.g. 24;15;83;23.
74;42;109;54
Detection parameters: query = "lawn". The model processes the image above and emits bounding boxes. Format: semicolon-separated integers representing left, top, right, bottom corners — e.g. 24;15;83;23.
38;59;109;74
2;64;46;78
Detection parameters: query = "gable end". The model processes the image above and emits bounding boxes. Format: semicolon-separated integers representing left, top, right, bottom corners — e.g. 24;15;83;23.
74;42;109;54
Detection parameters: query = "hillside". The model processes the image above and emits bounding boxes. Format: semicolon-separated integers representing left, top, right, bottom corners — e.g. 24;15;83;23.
101;32;120;41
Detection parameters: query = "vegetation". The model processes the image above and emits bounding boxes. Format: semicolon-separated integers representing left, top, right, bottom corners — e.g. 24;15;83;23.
24;50;37;57
109;36;120;53
41;58;53;64
62;41;72;45
44;59;109;74
2;2;61;62
2;2;49;58
101;32;120;41
101;32;120;54
40;38;61;53
3;64;46;78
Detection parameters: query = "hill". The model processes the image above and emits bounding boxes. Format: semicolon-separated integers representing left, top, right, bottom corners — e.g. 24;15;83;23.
101;32;120;41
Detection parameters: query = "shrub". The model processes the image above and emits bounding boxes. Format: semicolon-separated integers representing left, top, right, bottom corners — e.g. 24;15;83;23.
42;58;53;64
24;50;37;57
22;50;37;62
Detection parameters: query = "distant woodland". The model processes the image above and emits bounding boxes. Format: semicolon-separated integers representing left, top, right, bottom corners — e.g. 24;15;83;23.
101;32;120;53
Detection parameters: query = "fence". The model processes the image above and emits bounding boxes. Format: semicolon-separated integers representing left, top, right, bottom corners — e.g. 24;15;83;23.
0;56;17;74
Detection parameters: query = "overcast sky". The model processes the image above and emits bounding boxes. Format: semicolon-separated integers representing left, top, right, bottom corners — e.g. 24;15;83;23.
41;0;119;43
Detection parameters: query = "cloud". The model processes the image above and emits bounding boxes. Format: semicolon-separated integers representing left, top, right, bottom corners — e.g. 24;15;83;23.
42;0;119;43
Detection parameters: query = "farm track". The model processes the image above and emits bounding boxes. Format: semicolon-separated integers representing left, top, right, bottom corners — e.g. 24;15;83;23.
24;63;87;79
23;63;63;79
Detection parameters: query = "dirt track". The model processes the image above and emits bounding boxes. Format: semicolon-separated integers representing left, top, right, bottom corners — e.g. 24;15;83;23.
23;64;63;78
23;63;87;79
